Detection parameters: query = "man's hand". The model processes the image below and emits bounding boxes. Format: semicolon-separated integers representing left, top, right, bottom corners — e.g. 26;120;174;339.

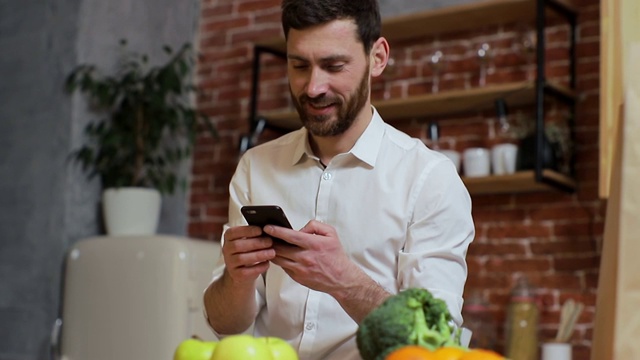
221;225;277;285
264;220;390;322
203;225;276;334
263;220;355;293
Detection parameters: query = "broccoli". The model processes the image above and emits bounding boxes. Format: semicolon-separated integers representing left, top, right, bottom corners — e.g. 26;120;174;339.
356;288;462;360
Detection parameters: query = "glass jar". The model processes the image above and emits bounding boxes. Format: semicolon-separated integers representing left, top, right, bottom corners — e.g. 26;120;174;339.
462;291;496;350
505;276;539;360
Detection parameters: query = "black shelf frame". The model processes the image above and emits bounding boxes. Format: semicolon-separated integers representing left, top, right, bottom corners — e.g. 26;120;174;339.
534;0;577;192
241;0;578;194
240;45;287;153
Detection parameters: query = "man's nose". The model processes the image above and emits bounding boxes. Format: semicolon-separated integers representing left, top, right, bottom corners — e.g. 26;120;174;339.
305;68;329;98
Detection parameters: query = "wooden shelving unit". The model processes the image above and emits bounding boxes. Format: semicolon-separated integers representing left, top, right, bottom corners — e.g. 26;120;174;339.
256;0;576;53
262;81;575;131
463;170;576;194
245;0;578;194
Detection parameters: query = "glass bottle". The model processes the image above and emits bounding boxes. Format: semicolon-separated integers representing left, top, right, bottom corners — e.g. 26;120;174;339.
428;121;441;150
505;276;539;360
487;99;516;147
462;290;496;350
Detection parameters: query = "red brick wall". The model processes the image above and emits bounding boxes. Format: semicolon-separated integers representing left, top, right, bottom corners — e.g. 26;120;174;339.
193;0;603;357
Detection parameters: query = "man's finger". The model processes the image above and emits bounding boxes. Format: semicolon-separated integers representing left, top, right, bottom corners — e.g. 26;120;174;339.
263;225;301;246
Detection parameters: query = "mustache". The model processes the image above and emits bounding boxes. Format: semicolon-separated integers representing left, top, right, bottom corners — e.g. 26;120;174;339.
298;94;341;107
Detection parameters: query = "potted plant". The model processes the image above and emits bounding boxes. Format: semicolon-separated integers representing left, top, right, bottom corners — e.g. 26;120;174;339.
66;40;216;236
510;112;573;175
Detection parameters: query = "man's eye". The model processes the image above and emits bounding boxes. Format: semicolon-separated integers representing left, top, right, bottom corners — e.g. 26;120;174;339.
327;64;344;72
292;64;308;70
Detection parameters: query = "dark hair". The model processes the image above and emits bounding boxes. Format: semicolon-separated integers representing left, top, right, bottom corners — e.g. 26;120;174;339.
281;0;381;54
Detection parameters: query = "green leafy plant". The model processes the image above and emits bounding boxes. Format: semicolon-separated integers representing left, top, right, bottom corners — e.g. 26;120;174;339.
66;40;216;195
512;112;574;174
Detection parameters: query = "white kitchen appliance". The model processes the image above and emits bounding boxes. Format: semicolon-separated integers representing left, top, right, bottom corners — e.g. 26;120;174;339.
51;235;220;360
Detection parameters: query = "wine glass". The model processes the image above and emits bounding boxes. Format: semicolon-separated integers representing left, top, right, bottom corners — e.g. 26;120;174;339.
428;50;445;93
476;42;493;87
514;27;537;82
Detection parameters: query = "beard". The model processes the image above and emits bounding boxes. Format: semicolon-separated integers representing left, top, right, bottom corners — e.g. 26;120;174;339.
290;66;370;137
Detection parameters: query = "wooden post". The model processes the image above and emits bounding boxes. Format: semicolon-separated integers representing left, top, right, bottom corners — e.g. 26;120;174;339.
599;0;640;198
592;44;640;359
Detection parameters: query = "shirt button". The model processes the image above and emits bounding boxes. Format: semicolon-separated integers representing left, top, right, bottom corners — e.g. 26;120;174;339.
305;322;315;330
322;172;332;180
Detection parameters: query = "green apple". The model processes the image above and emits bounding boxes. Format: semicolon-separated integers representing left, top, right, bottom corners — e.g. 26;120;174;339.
210;334;273;360
173;337;217;360
258;337;299;360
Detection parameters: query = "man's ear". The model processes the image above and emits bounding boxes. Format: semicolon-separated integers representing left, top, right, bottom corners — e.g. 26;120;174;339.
370;37;390;78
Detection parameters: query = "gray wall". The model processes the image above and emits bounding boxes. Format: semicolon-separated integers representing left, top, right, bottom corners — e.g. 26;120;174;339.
0;0;200;358
0;0;472;359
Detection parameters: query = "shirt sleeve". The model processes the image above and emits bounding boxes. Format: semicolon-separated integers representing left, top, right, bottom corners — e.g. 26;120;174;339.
202;155;267;337
397;158;474;327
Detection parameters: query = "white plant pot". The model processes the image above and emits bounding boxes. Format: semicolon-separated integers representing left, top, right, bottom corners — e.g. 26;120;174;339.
102;187;162;236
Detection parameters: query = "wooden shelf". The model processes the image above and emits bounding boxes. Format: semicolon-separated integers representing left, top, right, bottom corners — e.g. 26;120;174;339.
261;81;575;131
256;0;576;53
249;0;578;195
463;170;576;194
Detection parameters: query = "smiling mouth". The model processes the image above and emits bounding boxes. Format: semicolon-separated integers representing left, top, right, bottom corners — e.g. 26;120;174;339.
306;102;336;114
309;100;335;108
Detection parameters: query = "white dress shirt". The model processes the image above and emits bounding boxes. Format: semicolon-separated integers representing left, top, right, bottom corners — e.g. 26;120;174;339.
208;108;474;360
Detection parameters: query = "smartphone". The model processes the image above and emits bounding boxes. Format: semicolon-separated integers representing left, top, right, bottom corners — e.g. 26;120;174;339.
241;205;293;244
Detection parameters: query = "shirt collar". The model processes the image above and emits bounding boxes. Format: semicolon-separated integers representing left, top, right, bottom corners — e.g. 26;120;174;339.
291;127;310;166
290;106;385;167
349;106;384;167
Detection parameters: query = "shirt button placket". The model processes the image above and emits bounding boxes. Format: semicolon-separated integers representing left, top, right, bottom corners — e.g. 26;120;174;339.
298;292;320;358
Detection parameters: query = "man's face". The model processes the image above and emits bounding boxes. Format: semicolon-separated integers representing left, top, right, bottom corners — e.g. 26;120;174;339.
286;20;371;137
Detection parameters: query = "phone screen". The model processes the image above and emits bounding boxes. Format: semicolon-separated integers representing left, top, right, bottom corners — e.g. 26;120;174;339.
241;205;294;245
241;205;292;229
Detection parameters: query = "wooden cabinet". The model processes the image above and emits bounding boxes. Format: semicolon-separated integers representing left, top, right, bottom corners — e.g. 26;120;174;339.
244;0;578;195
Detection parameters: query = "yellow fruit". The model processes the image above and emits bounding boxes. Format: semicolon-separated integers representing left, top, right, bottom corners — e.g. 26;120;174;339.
173;338;217;360
433;346;467;360
385;345;437;360
257;337;299;360
209;334;272;360
459;348;505;360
